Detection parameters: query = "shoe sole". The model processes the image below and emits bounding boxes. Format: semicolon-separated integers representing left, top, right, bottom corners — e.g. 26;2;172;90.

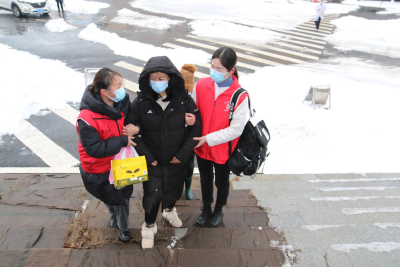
119;236;131;242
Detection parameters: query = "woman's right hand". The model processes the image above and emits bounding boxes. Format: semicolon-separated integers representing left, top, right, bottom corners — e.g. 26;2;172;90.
126;136;137;147
151;160;158;166
123;124;139;136
185;113;196;126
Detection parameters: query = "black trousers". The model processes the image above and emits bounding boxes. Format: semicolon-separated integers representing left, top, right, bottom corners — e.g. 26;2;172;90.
56;0;64;11
197;155;230;208
105;197;129;231
315;17;321;29
144;196;176;224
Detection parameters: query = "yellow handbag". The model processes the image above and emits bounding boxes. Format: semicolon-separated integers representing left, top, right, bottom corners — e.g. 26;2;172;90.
111;156;148;189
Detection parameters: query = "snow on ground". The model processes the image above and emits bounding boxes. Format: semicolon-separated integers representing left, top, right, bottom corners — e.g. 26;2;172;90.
111;8;184;30
0;44;83;136
344;0;400;15
239;58;400;174
189;20;282;45
45;19;76;32
78;23;210;69
327;16;400;58
50;0;109;14
129;0;358;32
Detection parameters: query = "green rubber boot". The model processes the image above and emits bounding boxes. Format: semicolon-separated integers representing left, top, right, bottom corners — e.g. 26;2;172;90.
185;176;193;200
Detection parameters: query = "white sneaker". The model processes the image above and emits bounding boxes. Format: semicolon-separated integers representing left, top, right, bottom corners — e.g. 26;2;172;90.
141;222;157;249
162;207;182;228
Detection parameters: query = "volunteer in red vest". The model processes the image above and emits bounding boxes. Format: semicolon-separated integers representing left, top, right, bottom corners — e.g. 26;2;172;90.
76;68;136;242
193;47;249;228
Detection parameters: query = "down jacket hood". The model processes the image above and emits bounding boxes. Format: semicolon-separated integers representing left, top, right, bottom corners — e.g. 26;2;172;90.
138;56;188;100
79;87;130;120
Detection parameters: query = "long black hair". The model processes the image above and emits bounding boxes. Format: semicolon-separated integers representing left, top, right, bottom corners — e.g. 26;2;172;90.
88;67;123;96
212;47;239;80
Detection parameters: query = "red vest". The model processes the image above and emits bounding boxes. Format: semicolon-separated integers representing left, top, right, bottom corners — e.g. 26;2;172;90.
194;76;247;164
76;109;125;174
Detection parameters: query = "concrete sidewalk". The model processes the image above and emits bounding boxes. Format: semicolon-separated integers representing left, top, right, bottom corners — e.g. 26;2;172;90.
233;173;400;267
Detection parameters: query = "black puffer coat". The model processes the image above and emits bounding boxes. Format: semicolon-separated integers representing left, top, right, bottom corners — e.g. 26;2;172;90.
125;56;202;213
78;88;133;206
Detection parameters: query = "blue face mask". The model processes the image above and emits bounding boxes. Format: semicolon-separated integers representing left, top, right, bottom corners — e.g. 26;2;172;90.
210;68;227;83
107;86;126;102
150;80;169;93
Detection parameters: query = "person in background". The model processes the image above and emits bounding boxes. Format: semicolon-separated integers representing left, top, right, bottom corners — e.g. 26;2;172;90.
180;64;197;200
314;0;327;30
76;68;135;242
125;56;202;249
192;47;249;228
55;0;64;12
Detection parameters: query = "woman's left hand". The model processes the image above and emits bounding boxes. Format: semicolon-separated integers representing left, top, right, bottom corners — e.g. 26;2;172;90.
170;157;181;164
193;136;207;148
123;124;139;137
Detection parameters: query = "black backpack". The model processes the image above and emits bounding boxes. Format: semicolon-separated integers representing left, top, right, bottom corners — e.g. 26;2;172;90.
228;88;270;176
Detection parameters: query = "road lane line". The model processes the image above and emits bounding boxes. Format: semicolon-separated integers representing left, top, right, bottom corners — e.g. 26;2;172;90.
342;207;400;214
48;104;79;126
318;186;397;191
14;120;80;168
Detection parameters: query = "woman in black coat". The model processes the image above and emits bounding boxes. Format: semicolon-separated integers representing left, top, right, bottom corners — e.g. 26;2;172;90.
125;56;201;249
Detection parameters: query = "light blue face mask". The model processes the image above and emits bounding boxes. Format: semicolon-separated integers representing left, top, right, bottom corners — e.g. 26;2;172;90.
150;80;169;93
107;86;126;103
210;68;227;83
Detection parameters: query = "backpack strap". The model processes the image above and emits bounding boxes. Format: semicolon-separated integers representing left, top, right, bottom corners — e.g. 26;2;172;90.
228;88;250;158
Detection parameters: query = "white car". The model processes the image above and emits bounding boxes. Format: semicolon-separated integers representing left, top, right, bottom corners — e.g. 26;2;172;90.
0;0;51;17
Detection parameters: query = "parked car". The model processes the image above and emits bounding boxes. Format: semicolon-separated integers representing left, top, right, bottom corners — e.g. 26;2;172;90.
0;0;51;17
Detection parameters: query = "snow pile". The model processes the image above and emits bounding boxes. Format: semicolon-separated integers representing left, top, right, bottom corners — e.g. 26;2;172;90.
189;20;281;45
302;225;342;231
51;0;109;14
343;0;400;15
167;236;179;249
0;44;84;136
78;23;210;69
327;16;400;58
331;242;400;253
45;19;76;32
111;8;184;30
239;58;400;174
130;0;358;31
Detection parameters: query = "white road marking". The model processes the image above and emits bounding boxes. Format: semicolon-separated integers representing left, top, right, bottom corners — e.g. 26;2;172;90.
302;225;342;231
48;104;79;126
14;120;80;168
342;207;400;214
310;196;382;201
163;42;275;68
375;223;400;229
124;79;140;93
186;35;317;61
266;41;322;55
318;186;396;191
309;178;400;183
296;25;332;34
277;39;325;49
331;242;400;253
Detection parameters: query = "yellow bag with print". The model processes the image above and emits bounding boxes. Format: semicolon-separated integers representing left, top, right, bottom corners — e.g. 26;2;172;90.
111;155;148;189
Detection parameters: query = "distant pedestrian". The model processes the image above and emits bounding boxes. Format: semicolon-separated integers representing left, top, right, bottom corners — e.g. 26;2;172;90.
314;0;327;30
55;0;64;12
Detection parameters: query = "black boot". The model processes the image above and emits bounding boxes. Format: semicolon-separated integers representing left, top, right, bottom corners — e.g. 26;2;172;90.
119;230;131;242
109;216;118;228
209;207;223;228
195;204;212;227
185;176;193;200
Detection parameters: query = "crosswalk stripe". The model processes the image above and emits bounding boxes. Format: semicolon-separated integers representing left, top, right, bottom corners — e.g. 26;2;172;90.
15;120;80;168
291;27;328;37
115;61;143;73
163;42;281;67
304;22;334;30
0;167;80;174
267;41;321;55
296;25;332;34
281;34;326;45
186;35;316;61
48;104;79;126
124;79;140;92
280;38;325;49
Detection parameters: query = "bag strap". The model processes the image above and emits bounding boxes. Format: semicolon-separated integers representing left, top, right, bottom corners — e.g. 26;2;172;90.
228;88;250;158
